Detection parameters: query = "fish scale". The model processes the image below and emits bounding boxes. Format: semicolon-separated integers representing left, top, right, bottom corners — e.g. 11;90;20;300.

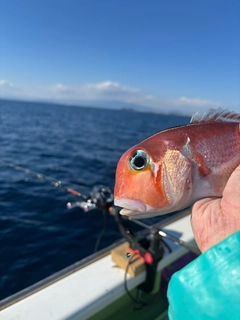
193;123;240;169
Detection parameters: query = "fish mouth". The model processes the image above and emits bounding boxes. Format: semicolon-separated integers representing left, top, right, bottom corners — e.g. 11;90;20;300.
114;198;146;216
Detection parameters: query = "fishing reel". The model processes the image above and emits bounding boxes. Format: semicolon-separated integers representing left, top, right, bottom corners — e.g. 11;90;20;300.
67;184;199;293
67;185;114;212
67;185;165;293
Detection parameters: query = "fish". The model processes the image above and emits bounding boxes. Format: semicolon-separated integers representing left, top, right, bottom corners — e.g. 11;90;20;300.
114;108;240;218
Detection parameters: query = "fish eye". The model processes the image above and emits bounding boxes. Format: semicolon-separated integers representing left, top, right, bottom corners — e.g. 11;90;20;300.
129;150;150;171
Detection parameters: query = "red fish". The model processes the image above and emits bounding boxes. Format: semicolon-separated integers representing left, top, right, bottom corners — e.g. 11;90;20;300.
114;109;240;218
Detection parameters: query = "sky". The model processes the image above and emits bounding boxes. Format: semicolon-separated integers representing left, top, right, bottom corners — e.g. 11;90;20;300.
0;0;240;114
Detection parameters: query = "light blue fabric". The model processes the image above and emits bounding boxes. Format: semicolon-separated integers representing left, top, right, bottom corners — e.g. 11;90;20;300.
168;231;240;320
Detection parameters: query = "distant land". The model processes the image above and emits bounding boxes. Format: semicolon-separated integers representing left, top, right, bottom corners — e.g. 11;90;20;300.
0;97;191;116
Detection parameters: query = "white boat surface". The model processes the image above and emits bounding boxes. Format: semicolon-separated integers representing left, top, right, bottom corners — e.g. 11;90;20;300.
0;209;199;320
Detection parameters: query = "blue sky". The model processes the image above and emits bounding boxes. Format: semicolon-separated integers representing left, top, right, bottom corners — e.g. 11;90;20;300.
0;0;239;114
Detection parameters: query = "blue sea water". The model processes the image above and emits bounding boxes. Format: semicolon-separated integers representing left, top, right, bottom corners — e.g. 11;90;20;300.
0;99;190;300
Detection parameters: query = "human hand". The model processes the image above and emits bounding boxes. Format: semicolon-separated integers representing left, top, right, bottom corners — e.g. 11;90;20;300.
191;164;240;252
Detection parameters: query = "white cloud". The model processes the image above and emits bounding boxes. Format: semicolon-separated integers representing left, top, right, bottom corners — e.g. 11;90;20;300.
83;81;140;94
1;78;229;115
166;96;222;114
0;79;21;98
46;81;226;114
48;81;142;102
49;83;74;94
50;81;139;96
176;96;220;108
0;79;16;90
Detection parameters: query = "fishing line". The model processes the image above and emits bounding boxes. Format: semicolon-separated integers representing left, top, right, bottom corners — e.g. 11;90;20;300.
94;209;107;253
0;161;112;255
0;161;88;200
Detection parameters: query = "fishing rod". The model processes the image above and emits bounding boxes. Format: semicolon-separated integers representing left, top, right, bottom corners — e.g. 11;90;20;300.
0;161;88;200
0;161;115;212
128;217;200;256
0;160;113;252
0;160;200;255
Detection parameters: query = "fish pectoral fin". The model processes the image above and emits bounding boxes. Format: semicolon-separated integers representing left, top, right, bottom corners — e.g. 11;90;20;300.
194;151;212;177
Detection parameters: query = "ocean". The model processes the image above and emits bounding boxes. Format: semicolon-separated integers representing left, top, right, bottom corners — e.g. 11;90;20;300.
0;99;190;300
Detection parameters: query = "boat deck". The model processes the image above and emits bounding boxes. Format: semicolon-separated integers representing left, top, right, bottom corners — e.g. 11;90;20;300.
0;211;198;320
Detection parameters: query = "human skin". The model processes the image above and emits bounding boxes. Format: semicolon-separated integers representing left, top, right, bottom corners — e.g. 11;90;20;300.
191;164;240;252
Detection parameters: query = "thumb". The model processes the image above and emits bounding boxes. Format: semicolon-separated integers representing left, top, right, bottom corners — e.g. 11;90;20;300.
221;164;240;209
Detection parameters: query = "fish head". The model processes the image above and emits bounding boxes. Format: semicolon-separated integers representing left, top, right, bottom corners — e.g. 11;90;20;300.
114;139;193;218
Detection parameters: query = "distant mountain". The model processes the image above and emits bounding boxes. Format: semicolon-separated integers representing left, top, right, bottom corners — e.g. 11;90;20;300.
0;96;154;112
52;99;152;112
0;97;190;116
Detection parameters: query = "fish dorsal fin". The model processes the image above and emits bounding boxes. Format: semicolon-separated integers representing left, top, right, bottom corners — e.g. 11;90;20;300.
190;108;240;124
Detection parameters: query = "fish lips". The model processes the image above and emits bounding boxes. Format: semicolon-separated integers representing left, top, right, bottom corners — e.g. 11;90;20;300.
114;198;148;216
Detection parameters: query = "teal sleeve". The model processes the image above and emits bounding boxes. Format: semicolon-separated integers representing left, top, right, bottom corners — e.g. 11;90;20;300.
167;231;240;320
